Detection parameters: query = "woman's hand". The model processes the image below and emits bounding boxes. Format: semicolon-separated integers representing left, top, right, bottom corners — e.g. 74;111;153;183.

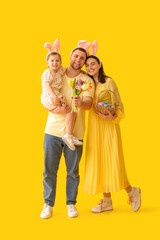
80;70;87;75
93;105;117;120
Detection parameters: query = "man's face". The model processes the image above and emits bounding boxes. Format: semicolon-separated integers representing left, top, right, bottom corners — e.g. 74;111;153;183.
70;49;86;70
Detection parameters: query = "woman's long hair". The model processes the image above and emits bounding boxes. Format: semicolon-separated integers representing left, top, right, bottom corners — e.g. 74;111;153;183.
86;55;110;83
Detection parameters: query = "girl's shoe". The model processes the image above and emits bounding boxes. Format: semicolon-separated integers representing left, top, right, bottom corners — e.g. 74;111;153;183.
72;136;83;146
40;204;53;219
92;197;113;213
128;187;141;212
62;135;75;151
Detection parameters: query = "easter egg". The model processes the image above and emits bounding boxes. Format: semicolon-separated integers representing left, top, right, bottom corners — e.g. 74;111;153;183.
98;102;104;106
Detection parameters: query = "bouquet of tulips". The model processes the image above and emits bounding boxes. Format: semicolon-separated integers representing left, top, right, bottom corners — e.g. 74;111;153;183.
68;78;92;112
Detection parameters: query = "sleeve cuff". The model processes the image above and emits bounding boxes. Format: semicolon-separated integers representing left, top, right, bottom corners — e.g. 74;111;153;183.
112;109;124;124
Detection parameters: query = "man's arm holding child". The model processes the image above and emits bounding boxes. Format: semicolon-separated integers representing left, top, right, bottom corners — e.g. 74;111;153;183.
44;103;71;114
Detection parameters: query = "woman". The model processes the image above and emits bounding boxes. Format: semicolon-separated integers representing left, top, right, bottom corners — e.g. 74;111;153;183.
84;55;141;212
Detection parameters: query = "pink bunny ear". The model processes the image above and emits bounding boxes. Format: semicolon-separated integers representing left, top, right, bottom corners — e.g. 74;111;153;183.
84;42;91;56
78;40;87;47
92;40;98;55
53;38;60;52
44;43;53;52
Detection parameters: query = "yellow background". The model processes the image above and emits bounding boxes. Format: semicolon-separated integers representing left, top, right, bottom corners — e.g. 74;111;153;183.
1;0;160;239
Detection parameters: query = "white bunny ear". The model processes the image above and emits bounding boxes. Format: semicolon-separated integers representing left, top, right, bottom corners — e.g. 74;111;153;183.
78;40;87;47
53;38;60;52
44;43;53;52
92;40;98;55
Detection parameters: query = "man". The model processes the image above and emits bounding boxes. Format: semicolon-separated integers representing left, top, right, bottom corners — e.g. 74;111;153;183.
40;47;95;218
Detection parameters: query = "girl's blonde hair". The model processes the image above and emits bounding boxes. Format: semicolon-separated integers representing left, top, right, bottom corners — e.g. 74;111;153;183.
46;52;61;61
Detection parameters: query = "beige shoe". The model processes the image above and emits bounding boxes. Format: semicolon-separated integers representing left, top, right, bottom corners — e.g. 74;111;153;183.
40;204;53;219
92;197;113;213
62;135;75;151
72;136;83;146
128;187;141;212
67;204;78;218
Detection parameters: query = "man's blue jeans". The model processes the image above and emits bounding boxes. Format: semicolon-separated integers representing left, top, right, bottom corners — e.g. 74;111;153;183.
43;133;83;207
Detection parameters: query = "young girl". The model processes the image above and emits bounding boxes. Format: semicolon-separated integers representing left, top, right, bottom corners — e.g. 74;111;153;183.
84;41;141;212
41;39;82;151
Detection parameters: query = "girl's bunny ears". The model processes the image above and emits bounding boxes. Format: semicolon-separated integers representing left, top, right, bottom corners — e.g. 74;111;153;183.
44;38;60;53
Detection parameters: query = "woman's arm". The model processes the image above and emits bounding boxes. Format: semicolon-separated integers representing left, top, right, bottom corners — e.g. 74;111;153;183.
105;78;124;123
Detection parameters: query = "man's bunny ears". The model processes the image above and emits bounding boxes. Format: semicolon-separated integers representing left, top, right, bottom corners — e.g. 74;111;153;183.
44;38;60;53
78;40;98;56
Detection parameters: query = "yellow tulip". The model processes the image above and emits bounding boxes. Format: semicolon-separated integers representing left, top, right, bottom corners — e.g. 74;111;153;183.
68;80;74;87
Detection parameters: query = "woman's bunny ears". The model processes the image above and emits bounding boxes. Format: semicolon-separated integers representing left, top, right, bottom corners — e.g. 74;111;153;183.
78;40;98;56
44;38;60;53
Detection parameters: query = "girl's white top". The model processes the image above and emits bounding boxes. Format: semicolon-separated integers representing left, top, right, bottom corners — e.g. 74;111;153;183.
41;66;65;110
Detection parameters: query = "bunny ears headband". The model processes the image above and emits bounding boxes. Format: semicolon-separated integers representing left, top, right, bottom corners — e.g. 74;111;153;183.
44;39;100;62
78;40;98;56
44;39;61;59
71;40;100;61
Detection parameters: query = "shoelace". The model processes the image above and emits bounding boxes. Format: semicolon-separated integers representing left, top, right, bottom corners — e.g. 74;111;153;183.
128;196;137;205
69;205;76;211
97;199;104;210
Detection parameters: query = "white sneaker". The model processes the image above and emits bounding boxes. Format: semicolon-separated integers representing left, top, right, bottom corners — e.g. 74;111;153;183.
72;136;83;146
62;135;75;151
67;204;78;218
128;187;141;212
92;197;113;213
40;204;53;219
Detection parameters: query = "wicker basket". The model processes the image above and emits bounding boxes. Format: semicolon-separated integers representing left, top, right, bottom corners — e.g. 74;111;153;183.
94;89;117;115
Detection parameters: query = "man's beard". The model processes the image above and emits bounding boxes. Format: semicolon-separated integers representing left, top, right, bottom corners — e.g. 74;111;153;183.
70;62;82;70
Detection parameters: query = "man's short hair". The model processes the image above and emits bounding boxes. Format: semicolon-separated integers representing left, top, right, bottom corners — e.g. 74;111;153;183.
71;47;87;60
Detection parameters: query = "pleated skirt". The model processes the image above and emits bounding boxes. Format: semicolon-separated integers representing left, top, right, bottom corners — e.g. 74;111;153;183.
84;108;130;194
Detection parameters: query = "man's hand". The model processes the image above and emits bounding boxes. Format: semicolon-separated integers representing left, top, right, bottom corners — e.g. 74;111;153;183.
72;95;82;108
72;95;93;110
44;103;71;114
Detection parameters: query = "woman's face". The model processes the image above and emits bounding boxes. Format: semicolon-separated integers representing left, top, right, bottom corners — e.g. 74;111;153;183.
85;58;101;77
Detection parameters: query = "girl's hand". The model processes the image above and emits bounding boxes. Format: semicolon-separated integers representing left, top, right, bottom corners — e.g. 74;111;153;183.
51;96;60;106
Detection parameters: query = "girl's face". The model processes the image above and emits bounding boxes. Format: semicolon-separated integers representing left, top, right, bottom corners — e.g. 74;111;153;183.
47;54;61;72
85;58;101;77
